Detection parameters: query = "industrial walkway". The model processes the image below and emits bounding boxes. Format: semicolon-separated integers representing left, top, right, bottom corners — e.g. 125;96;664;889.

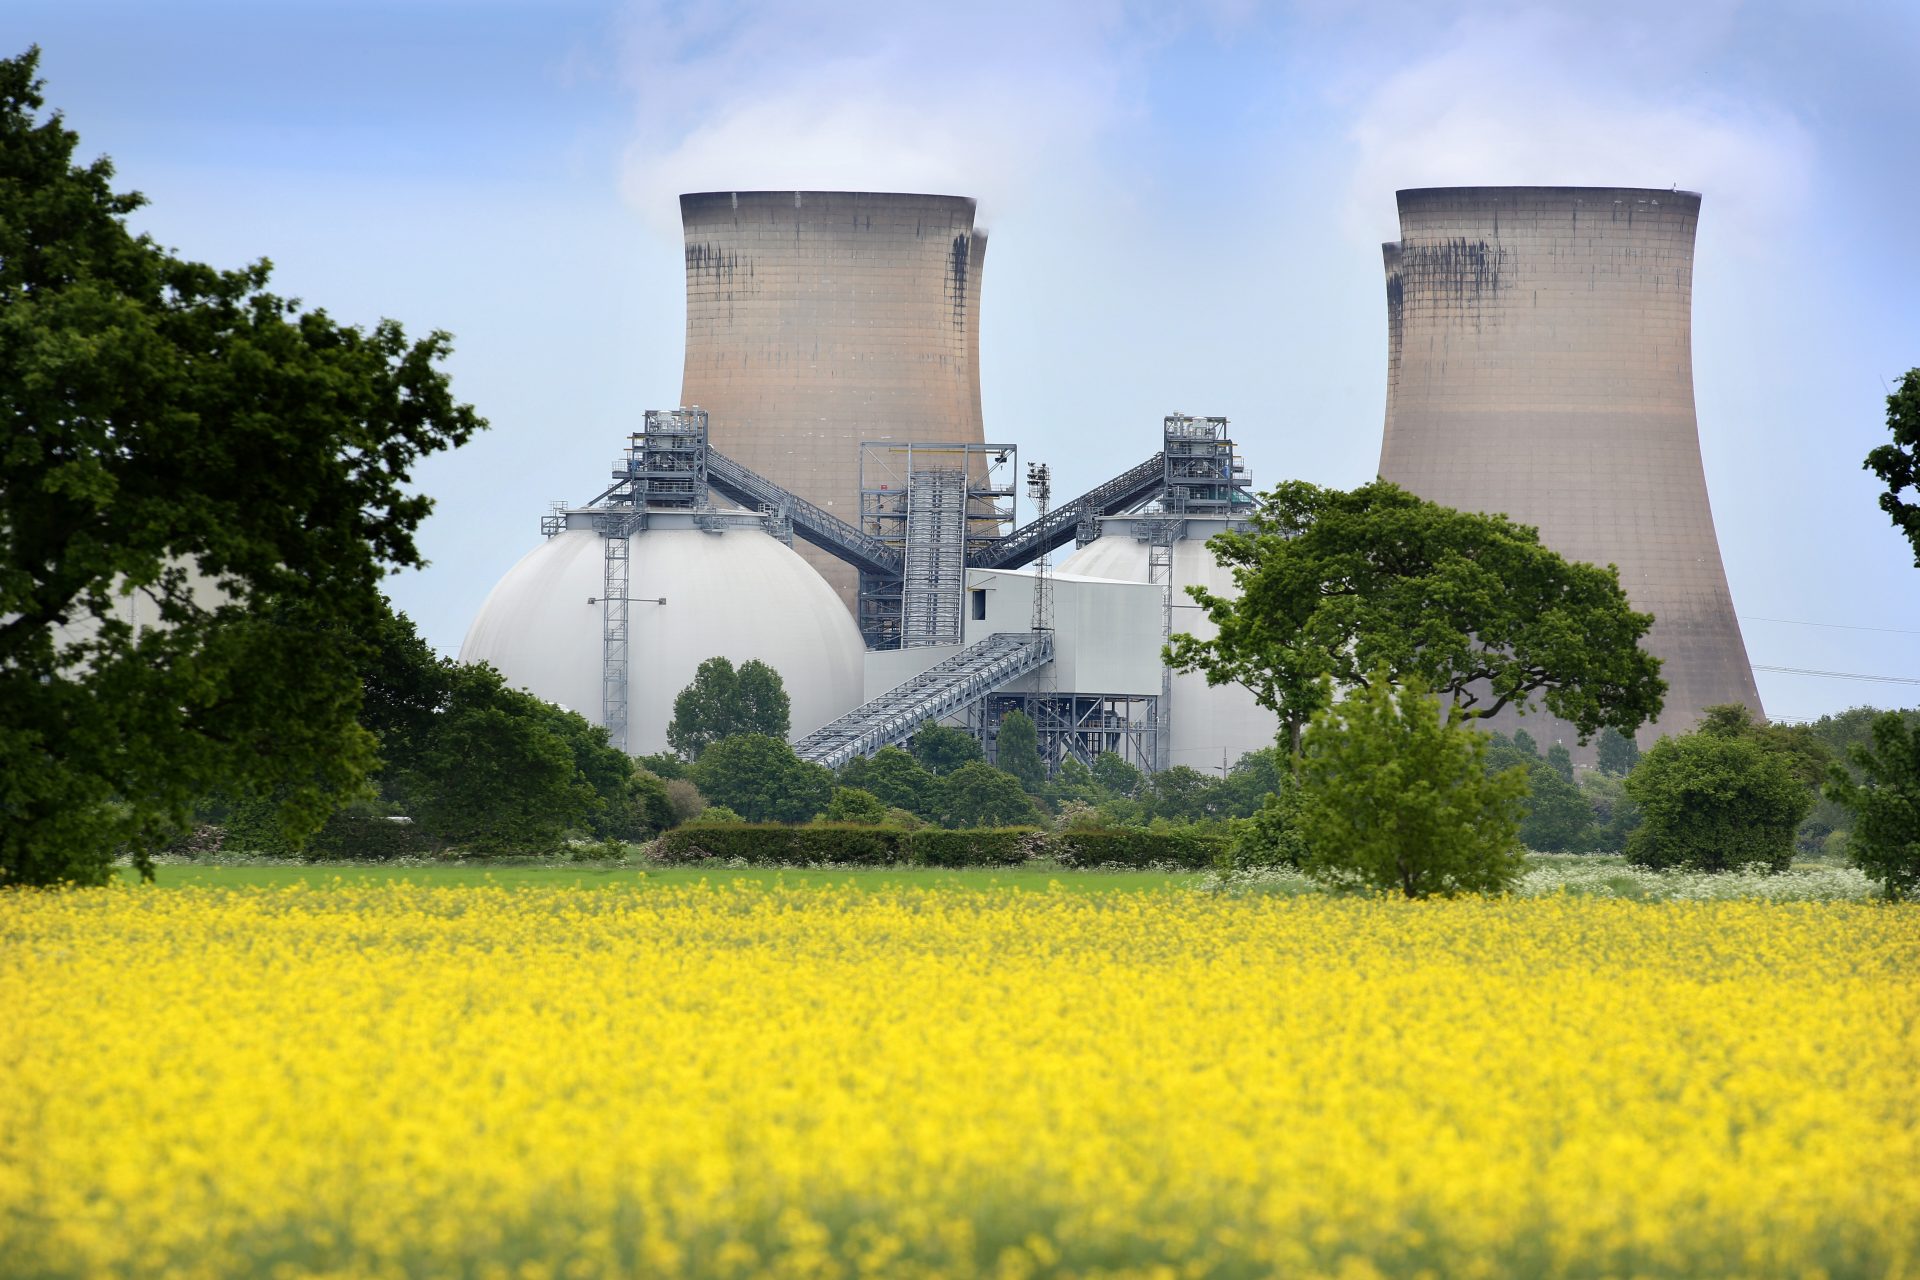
792;631;1054;770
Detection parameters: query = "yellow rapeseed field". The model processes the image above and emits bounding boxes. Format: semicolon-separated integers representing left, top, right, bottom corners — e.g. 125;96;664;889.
2;882;1916;1279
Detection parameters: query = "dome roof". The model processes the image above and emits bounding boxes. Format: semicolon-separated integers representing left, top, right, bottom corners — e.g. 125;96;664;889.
460;522;866;755
1060;529;1279;770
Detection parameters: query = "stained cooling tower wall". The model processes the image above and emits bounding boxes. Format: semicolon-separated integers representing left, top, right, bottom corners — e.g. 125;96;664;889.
679;191;988;611
1378;186;1761;747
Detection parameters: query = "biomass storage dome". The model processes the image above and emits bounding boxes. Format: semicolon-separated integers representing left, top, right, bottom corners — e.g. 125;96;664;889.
679;190;988;611
1060;522;1280;771
460;519;866;756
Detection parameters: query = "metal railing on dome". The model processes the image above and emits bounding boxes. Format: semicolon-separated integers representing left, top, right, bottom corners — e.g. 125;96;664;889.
792;631;1055;769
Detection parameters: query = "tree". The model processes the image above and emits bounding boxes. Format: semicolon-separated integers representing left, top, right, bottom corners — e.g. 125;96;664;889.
995;710;1045;791
1823;712;1920;899
1168;480;1665;753
689;733;832;824
1697;704;1832;790
1579;773;1640;853
1089;752;1146;799
1147;766;1223;823
1625;731;1811;873
840;746;938;818
666;657;791;759
409;666;602;853
1226;775;1307;869
735;659;792;741
824;786;889;825
1215;747;1286;820
0;51;483;885
938;762;1041;828
621;770;677;841
1518;764;1594;853
1545;743;1575;783
1483;732;1598;852
910;720;983;776
1595;727;1641;777
1864;367;1920;567
1294;673;1530;898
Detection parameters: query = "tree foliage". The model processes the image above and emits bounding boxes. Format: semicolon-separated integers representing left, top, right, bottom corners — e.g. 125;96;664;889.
1625;731;1811;873
1295;673;1530;898
939;761;1041;829
1168;480;1665;751
910;719;984;776
995;709;1045;791
1823;712;1920;899
823;786;890;826
840;746;939;819
1089;752;1146;799
1595;727;1641;777
1864;367;1920;567
0;51;484;885
666;657;791;759
689;734;831;824
408;666;602;852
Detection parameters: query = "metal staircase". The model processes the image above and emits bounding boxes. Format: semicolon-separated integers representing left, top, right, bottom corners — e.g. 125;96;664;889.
792;632;1055;769
968;453;1166;570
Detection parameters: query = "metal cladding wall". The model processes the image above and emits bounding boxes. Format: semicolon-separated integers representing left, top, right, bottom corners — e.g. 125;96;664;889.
1378;186;1762;747
679;191;988;609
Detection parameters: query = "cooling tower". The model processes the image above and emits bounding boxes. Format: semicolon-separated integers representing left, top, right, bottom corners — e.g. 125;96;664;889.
680;191;988;611
1378;186;1761;747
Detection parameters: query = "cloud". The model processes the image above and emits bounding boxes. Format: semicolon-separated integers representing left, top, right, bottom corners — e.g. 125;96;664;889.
614;0;1153;230
1341;7;1813;254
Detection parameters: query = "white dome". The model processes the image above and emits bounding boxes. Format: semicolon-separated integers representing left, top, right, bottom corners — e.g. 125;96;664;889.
1059;529;1279;771
460;523;866;755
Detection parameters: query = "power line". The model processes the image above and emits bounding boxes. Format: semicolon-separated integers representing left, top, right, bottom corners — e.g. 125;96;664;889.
1751;664;1920;687
1742;615;1920;637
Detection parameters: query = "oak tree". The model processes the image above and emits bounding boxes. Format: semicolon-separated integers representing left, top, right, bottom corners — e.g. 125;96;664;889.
0;50;483;885
1864;368;1920;567
1169;481;1665;753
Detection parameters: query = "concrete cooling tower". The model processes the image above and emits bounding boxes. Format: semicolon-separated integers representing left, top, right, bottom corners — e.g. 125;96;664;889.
679;191;987;610
1378;186;1761;747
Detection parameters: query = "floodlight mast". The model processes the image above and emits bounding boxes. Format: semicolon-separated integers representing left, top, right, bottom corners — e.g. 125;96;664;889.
1026;462;1053;637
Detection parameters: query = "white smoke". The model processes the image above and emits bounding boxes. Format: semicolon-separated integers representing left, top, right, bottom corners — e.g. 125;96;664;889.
614;0;1158;229
1340;6;1814;253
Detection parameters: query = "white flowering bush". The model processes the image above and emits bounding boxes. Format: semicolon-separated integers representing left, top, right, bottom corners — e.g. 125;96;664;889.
1211;855;1879;902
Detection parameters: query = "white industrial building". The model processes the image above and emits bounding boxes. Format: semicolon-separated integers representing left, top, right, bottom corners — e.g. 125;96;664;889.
459;410;1279;775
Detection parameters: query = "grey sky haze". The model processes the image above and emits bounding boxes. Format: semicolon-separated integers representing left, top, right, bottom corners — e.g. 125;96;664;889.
9;0;1917;721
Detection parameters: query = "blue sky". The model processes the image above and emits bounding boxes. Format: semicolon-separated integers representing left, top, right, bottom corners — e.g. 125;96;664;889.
10;0;1917;721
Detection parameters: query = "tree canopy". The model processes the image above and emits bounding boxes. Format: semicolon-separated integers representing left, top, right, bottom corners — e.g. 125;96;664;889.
1864;367;1920;567
1167;480;1665;750
910;720;983;776
666;656;791;759
1294;673;1530;898
938;761;1041;829
1823;711;1920;900
1626;731;1810;874
689;734;832;824
995;709;1045;791
0;49;483;885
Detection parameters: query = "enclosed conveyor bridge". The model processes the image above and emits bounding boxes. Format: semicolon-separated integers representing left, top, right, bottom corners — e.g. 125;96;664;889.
791;631;1054;770
704;450;903;581
967;453;1166;571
